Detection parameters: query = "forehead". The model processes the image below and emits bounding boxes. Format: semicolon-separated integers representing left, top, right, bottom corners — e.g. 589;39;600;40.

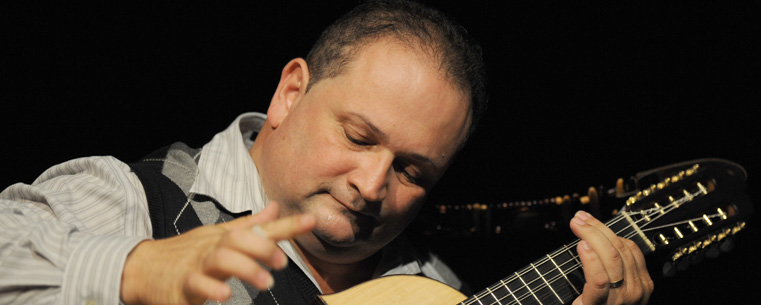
309;39;472;167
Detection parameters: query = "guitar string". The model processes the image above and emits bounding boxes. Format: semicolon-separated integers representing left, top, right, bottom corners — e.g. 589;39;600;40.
461;169;707;304
462;213;628;305
461;217;620;305
498;218;673;305
494;223;647;305
487;196;704;305
463;194;697;305
480;202;684;305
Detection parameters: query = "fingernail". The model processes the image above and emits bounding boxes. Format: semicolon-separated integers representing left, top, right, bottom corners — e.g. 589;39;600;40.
572;216;587;226
575;210;591;220
215;286;231;302
276;251;288;269
580;240;591;251
259;271;274;289
251;225;268;238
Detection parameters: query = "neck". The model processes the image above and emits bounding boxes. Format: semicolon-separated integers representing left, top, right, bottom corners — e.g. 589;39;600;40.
293;241;381;294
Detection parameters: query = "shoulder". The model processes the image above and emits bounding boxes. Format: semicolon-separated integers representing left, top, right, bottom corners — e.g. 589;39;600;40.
23;155;143;196
0;155;151;235
0;155;145;217
35;155;135;181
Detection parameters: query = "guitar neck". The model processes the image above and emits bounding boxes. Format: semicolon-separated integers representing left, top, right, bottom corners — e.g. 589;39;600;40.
455;159;752;305
460;213;650;305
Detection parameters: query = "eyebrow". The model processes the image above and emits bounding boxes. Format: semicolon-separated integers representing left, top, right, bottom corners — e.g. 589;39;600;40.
346;112;441;171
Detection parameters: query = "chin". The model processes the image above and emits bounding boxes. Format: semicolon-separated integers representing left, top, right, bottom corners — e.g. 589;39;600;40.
312;224;366;247
310;205;378;243
293;231;372;264
306;222;386;251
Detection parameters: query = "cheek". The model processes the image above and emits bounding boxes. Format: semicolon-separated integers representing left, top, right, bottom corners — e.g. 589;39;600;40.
287;123;355;187
383;185;426;225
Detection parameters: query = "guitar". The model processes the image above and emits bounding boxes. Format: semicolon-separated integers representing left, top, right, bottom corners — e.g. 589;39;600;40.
315;158;754;305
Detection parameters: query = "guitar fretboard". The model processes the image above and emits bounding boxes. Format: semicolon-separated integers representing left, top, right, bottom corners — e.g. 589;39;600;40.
458;181;717;305
459;212;649;305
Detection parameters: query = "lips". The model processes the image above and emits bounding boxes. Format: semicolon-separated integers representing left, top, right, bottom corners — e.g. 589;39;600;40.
328;193;379;220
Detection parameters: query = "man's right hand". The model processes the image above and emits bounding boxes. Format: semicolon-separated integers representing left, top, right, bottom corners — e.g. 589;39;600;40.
120;202;316;305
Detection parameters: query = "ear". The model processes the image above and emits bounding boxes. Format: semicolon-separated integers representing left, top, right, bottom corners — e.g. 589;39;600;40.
266;58;310;129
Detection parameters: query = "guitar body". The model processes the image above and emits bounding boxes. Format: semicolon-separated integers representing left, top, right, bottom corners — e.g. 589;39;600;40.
315;275;466;305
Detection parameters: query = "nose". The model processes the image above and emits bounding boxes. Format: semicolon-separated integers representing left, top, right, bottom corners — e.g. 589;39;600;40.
349;151;393;203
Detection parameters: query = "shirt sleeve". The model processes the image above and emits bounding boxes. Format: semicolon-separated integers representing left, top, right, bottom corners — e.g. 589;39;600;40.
0;156;152;305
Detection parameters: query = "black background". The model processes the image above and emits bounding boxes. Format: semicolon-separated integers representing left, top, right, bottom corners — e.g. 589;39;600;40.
3;1;759;304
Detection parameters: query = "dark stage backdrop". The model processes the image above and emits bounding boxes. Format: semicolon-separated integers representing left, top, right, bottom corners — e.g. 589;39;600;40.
3;1;759;304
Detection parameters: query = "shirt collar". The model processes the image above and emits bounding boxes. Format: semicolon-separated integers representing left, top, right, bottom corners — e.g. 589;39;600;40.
188;112;322;290
190;112;269;214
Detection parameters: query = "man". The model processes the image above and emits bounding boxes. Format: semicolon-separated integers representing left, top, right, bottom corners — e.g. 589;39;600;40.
1;1;652;304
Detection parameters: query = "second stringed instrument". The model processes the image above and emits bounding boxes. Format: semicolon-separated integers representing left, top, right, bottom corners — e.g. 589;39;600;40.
316;158;754;305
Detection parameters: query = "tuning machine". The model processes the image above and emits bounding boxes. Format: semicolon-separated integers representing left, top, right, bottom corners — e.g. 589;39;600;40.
626;164;701;209
661;222;746;277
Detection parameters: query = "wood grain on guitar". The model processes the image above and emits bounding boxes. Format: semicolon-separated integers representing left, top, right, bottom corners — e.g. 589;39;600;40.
315;275;467;305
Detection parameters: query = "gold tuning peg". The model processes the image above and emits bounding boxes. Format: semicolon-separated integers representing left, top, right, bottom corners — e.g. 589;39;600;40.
587;187;601;218
616;178;626;197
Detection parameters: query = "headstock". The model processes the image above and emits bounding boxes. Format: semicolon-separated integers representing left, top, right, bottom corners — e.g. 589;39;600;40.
615;159;753;277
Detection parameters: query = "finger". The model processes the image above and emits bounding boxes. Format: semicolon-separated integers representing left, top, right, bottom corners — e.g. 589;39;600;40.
570;211;624;285
217;226;289;270
251;201;282;223
202;247;275;290
184;271;232;304
575;240;609;305
579;214;639;278
623;238;654;305
578;212;645;297
255;213;316;240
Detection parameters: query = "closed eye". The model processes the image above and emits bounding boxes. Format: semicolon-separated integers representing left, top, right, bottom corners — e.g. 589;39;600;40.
393;161;420;184
347;134;370;146
344;127;373;146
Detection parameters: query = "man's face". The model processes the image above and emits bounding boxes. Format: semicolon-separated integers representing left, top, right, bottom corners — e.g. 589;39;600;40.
258;40;471;264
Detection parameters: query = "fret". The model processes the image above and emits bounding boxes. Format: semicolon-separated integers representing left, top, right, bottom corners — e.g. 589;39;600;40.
563;243;582;270
498;274;539;305
463;241;590;305
525;253;580;304
546;254;580;295
530;263;562;303
499;279;522;305
545;247;585;303
515;271;543;305
486;286;503;305
472;286;499;305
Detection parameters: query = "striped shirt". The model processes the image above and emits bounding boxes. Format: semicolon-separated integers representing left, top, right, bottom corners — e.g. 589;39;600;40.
0;112;465;305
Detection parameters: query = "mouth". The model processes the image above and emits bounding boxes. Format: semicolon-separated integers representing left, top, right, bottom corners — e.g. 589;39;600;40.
307;193;379;245
328;193;379;221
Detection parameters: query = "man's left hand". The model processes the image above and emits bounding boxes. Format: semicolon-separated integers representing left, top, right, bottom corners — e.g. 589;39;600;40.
569;210;654;305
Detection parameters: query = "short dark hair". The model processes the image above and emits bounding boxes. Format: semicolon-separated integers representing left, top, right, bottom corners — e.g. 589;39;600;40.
305;0;488;139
